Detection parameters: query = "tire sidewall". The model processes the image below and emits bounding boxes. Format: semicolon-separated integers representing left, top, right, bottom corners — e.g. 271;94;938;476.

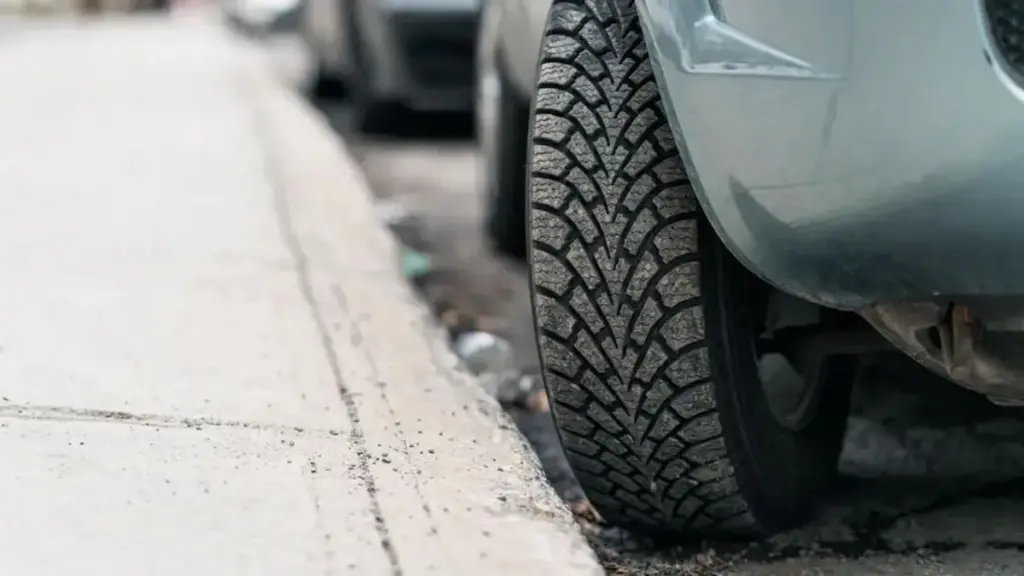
702;218;855;532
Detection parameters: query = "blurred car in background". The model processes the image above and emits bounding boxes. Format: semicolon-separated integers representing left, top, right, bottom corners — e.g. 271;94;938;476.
301;0;480;133
475;0;546;261
224;0;301;34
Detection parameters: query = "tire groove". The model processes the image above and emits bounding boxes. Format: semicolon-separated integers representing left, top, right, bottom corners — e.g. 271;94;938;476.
535;81;612;136
606;108;681;229
532;201;620;302
532;134;611;217
551;0;618;75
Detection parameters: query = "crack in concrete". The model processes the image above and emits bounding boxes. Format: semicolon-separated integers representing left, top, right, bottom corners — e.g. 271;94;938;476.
330;283;441;538
247;78;403;575
0;403;345;436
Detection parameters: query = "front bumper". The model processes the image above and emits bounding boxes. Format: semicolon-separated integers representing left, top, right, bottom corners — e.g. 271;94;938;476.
640;0;1024;310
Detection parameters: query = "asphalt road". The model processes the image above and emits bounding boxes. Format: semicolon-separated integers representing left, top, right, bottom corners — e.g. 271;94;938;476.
259;29;1024;575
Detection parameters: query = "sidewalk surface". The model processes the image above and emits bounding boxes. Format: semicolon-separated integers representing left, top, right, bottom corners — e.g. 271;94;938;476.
0;14;599;575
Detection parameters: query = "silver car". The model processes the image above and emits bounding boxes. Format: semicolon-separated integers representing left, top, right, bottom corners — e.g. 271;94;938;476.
301;0;479;132
480;0;1024;537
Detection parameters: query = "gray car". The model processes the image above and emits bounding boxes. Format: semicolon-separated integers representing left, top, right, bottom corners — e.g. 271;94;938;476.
480;0;1024;537
301;0;479;132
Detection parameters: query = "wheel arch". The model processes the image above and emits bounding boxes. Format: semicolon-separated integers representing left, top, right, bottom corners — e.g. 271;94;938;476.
632;0;816;306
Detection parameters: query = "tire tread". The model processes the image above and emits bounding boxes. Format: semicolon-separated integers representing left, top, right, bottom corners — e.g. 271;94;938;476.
528;0;759;534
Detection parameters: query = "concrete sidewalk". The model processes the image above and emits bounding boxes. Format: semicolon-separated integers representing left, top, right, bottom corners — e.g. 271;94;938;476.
0;15;599;575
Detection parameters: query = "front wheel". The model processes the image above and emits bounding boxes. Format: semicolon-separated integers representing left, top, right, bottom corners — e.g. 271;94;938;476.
527;0;856;537
345;4;402;134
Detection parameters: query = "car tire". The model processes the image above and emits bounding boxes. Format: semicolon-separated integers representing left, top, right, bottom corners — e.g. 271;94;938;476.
346;4;401;134
479;49;530;261
528;0;856;537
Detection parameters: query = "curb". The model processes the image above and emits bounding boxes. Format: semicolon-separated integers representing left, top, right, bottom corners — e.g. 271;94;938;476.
245;40;604;575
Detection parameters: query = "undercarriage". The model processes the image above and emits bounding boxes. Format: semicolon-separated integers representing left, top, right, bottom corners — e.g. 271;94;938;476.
863;300;1024;407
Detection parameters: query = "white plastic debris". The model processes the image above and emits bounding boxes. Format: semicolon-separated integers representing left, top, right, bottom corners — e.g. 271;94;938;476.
452;331;541;404
453;331;513;376
373;198;412;229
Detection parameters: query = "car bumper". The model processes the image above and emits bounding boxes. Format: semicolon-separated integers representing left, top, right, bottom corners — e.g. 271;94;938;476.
640;0;1024;309
380;5;479;112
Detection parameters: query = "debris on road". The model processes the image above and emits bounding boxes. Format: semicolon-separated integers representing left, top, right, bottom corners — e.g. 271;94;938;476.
374;197;421;243
399;247;433;280
453;330;510;374
523;386;549;413
373;197;411;227
454;330;545;406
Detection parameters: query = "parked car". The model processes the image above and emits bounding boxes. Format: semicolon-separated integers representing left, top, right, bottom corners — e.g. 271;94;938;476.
223;0;301;35
484;0;1024;538
300;0;480;132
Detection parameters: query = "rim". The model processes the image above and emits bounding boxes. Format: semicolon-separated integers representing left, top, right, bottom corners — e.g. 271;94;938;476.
758;352;819;430
755;291;828;431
